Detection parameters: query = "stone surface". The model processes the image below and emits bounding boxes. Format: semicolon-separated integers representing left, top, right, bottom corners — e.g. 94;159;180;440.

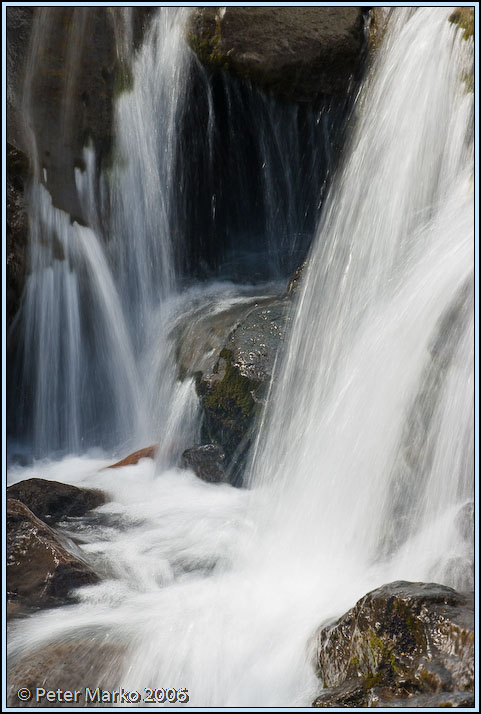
449;7;474;41
7;478;105;524
105;444;158;469
313;581;474;708
287;261;307;296
187;7;365;101
174;293;291;471
8;640;125;708
7;498;99;608
6;7;155;221
6;142;30;330
227;300;291;383
181;444;226;483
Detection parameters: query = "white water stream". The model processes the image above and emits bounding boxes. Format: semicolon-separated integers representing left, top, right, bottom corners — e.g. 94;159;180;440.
8;7;474;708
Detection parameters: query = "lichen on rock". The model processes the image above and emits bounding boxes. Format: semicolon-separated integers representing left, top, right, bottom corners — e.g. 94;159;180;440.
313;581;474;708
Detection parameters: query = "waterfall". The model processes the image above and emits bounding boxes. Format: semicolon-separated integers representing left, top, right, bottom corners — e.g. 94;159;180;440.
10;9;194;457
248;7;474;588
7;6;473;709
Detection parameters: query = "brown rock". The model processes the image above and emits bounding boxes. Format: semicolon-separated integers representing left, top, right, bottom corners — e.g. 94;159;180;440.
105;444;158;469
8;640;126;708
7;478;105;524
187;7;365;102
7;498;99;608
313;581;474;707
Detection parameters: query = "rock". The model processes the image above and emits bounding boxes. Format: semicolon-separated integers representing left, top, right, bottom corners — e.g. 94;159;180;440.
287;261;307;296
7;7;155;222
449;8;474;41
227;300;291;383
8;640;125;708
196;348;259;464
7;498;99;608
6;142;30;330
7;478;105;524
187;7;365;102
174;293;290;472
181;444;226;483
313;581;474;707
105;444;158;469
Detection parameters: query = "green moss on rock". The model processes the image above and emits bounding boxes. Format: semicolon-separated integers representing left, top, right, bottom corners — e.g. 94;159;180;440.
196;349;260;459
449;8;474;41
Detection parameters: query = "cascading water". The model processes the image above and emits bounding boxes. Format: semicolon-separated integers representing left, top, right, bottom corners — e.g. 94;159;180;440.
7;6;473;709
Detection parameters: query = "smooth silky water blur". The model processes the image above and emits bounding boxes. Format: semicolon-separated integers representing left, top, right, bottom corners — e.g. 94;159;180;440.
8;8;473;707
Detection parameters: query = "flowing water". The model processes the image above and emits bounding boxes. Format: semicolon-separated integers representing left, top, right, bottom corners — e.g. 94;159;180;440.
7;7;474;708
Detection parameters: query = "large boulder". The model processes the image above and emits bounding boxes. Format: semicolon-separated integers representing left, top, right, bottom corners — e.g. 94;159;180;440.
187;7;365;102
7;498;99;609
7;478;105;524
194;299;291;466
313;581;474;708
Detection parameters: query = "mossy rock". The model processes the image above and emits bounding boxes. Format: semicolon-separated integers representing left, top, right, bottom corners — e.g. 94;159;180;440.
187;7;365;102
196;348;261;461
313;581;474;706
449;8;474;41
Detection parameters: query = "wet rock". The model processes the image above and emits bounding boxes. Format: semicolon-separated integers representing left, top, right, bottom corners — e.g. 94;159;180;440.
177;295;290;474
7;498;99;608
313;581;474;707
8;640;125;708
287;260;307;296
187;7;365;102
105;444;158;469
181;444;226;483
196;348;260;464
7;7;155;221
7;478;105;524
449;8;474;41
7;142;30;329
227;300;291;383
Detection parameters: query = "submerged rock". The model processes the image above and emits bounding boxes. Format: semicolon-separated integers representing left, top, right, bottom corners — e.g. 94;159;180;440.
7;478;105;524
181;444;226;483
105;444;158;469
187;7;365;102
313;581;474;707
7;498;99;609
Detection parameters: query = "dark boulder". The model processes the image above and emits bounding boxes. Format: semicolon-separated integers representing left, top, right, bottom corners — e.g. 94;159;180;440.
181;444;226;483
7;498;99;608
313;581;474;707
175;294;290;473
7;478;105;524
195;299;291;461
187;7;365;102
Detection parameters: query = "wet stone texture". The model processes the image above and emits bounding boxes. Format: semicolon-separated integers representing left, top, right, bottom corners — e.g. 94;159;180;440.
313;581;474;708
7;478;105;524
7;498;99;611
